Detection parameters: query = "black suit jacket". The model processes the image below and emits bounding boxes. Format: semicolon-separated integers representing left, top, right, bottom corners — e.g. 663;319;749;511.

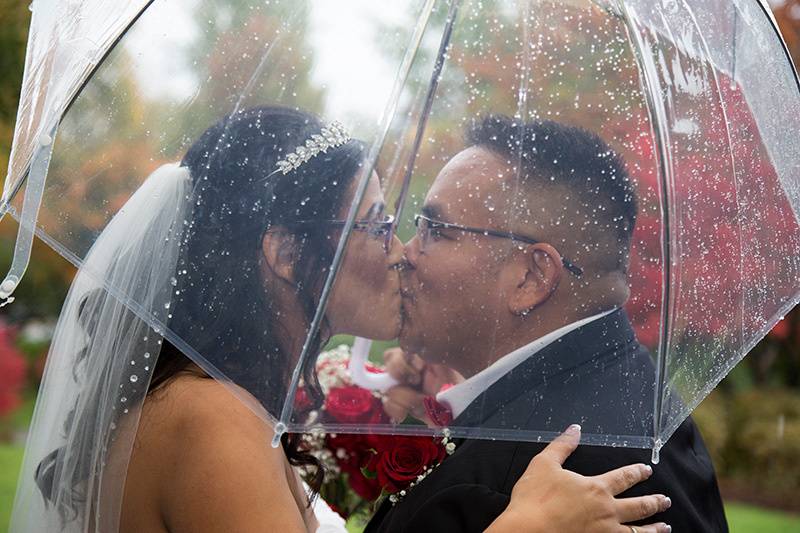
365;310;728;532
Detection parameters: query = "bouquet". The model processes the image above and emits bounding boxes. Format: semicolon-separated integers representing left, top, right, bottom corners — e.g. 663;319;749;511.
297;345;455;518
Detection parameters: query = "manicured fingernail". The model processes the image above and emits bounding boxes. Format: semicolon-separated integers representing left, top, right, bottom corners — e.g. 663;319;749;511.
665;525;672;533
663;496;672;508
566;424;581;434
644;464;653;475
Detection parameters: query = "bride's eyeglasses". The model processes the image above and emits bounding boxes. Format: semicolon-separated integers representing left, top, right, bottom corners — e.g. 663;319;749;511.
414;214;583;277
272;213;396;252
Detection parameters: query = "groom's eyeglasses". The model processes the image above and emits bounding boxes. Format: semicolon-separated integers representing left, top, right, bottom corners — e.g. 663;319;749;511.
414;214;583;277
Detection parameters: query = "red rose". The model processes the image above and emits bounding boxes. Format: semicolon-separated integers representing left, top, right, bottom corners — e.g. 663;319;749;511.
347;468;383;501
367;436;446;493
324;385;386;424
293;386;314;413
423;396;453;427
325;433;384;501
327;433;372;472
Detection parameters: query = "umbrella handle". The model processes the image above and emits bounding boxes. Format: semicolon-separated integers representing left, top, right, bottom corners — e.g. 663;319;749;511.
348;337;400;392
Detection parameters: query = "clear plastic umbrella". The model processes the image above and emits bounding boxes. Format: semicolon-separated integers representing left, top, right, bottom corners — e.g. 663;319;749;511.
4;0;799;530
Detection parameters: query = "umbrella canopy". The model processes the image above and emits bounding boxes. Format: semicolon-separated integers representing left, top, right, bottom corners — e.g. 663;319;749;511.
6;0;800;530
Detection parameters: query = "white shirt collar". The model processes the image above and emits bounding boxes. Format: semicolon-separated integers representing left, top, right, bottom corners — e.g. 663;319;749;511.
436;308;617;420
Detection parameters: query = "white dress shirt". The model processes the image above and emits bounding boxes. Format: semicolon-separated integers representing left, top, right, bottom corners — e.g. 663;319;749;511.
437;308;617;419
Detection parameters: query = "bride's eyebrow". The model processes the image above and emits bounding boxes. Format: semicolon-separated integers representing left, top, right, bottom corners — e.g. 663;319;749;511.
367;201;386;217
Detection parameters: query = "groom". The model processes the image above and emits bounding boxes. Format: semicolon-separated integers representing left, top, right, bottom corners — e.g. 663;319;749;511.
366;116;728;532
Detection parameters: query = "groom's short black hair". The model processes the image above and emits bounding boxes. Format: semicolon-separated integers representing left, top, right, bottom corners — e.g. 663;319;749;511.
465;114;638;271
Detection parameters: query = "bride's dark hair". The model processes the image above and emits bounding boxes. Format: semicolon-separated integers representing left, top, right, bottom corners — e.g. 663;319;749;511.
35;105;366;511
158;105;366;490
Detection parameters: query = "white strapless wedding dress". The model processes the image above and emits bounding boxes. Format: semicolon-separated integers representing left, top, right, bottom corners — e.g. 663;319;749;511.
304;483;348;533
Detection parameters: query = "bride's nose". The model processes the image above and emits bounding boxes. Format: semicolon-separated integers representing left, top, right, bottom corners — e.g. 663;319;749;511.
403;234;421;268
386;234;405;267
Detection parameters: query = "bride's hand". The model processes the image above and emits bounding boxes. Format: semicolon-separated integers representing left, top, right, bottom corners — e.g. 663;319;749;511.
486;425;672;533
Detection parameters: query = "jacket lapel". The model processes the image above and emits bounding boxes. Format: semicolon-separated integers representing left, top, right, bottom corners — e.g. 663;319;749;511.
453;309;639;430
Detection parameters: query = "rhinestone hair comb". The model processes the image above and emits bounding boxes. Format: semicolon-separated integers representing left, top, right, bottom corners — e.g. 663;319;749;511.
271;121;351;176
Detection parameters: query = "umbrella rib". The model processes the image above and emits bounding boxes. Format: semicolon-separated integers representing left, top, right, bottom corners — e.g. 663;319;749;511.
614;1;676;460
391;0;464;236
274;0;441;445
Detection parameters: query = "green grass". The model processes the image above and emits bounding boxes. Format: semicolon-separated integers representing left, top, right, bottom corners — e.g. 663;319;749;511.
0;444;24;532
1;442;798;532
725;502;800;533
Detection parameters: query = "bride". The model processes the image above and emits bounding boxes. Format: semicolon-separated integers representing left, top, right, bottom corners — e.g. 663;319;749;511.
11;105;671;533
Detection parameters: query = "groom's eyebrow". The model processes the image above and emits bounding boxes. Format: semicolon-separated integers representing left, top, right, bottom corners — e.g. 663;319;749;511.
421;204;447;222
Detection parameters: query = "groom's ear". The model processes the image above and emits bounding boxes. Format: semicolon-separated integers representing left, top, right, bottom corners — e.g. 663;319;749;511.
261;228;297;285
507;242;562;315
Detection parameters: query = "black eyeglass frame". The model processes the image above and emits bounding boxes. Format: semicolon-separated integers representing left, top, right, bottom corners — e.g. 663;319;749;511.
414;214;584;277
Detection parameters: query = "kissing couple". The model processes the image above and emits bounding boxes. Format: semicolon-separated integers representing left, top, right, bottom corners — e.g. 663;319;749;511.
13;106;726;533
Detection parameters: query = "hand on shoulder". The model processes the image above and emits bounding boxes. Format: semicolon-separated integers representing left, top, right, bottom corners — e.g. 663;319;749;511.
486;425;672;533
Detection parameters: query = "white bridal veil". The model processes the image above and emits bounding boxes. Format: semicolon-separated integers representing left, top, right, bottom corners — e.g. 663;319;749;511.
10;164;191;532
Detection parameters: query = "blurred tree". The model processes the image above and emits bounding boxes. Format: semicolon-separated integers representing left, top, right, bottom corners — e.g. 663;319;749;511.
0;0;31;177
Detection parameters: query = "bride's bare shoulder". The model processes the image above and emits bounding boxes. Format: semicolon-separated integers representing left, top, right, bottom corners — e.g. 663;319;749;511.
132;374;307;532
143;374;273;438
